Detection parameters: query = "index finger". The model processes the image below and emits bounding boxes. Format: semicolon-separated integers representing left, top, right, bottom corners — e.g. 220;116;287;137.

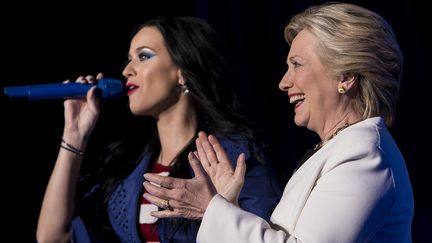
144;173;181;189
208;134;233;169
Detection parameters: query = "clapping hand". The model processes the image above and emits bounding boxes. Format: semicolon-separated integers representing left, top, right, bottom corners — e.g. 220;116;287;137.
195;131;246;205
143;131;247;219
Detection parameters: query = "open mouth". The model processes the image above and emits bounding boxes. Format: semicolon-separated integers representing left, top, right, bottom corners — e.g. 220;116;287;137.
290;94;305;104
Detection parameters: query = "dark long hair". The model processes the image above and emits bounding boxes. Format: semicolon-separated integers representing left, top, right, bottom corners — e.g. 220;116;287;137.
78;16;262;240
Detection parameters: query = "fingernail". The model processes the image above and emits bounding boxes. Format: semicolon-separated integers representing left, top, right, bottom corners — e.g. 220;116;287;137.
191;152;198;159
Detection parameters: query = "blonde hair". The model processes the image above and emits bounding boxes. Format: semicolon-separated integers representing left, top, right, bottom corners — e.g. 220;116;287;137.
285;2;402;126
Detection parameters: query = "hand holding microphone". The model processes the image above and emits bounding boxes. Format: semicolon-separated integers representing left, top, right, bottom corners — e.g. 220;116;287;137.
4;77;123;100
62;75;106;147
3;75;124;148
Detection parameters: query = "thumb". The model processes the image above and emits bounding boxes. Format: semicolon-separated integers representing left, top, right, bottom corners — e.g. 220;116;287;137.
87;86;101;110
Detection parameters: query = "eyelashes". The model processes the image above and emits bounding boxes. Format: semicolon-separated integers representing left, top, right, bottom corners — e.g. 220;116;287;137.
125;50;156;65
138;51;155;61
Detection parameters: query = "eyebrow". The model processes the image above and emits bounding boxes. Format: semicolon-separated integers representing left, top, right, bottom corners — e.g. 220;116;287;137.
289;55;298;60
127;46;155;59
288;55;304;62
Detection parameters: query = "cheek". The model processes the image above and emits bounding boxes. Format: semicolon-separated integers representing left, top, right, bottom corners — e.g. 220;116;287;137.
127;85;155;115
140;66;178;91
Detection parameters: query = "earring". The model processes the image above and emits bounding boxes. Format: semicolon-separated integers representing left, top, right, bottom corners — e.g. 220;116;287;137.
338;86;346;94
182;85;190;94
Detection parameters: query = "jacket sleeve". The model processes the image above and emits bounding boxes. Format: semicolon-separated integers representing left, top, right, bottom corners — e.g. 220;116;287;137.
198;139;396;243
198;195;296;243
71;216;92;243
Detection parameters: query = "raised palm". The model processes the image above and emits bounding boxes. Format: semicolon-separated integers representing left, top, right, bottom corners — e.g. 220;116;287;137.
195;132;246;205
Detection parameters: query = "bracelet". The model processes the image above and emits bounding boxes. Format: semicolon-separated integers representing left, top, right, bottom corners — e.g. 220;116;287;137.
60;139;84;156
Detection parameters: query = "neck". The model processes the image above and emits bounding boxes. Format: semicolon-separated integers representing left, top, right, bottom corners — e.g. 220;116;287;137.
315;114;362;150
320;111;362;140
156;105;197;166
321;117;349;142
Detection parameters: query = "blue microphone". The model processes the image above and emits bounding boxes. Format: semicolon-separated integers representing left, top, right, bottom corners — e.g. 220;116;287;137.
3;78;123;100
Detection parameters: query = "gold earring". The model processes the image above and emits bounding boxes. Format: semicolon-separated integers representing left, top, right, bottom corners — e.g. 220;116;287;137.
338;86;346;94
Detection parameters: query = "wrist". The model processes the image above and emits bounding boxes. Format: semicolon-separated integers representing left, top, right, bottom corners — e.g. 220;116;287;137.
60;138;85;157
61;132;88;151
63;124;92;143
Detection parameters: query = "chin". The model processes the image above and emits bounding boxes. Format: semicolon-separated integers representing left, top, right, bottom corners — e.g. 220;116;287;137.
130;106;156;118
129;105;144;116
294;116;307;128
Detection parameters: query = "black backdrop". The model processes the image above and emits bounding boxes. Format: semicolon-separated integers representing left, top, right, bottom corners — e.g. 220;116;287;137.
1;0;430;242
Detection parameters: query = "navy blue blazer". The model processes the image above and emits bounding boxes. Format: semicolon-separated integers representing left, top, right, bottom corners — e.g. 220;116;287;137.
71;136;281;242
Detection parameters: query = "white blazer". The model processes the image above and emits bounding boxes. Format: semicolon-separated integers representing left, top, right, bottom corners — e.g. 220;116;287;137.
197;117;413;243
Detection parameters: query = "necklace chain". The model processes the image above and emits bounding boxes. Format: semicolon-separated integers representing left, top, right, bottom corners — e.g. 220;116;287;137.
314;121;359;151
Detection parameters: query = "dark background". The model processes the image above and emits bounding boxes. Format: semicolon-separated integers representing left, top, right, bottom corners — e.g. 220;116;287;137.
1;0;430;242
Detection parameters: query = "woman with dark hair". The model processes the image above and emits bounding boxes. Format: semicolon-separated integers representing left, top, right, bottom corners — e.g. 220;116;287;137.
36;16;281;243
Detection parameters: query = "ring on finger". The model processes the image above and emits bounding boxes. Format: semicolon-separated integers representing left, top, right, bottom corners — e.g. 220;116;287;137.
162;199;173;211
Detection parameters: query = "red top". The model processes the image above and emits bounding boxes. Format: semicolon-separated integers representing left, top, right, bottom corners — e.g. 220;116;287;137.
139;162;171;243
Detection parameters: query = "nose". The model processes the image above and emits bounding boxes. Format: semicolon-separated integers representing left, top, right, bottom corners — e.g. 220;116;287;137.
278;70;292;91
122;61;135;78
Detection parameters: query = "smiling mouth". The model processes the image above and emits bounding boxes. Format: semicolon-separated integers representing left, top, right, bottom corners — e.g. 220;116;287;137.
290;94;305;104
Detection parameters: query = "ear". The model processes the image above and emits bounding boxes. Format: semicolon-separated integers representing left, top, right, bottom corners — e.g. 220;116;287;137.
338;73;358;91
177;69;185;86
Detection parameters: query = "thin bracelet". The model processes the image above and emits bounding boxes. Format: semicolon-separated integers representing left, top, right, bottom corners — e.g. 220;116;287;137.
60;144;84;156
60;139;84;156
